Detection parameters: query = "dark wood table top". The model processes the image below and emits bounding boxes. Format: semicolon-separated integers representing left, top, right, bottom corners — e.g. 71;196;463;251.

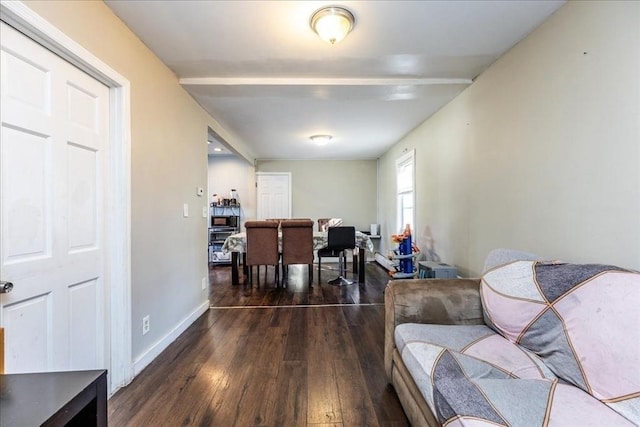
0;369;107;427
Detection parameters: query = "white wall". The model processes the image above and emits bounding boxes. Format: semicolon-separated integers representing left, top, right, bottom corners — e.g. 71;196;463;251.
208;155;256;228
378;1;640;276
256;160;378;231
22;1;234;370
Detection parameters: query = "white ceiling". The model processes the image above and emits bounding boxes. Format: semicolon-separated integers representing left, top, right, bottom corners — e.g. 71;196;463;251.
105;0;565;160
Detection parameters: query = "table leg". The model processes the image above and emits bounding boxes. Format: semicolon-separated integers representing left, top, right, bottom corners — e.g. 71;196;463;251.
231;252;239;285
358;247;365;283
242;253;248;275
352;250;358;274
96;371;107;427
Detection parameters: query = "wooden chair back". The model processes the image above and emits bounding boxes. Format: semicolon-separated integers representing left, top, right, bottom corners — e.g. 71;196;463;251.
317;218;343;232
244;220;279;266
281;219;314;266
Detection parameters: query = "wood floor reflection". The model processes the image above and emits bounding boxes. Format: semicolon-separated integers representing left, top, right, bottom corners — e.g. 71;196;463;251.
108;261;410;426
209;261;390;307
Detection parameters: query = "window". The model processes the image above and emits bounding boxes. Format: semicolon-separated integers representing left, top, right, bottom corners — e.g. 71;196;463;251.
396;150;415;234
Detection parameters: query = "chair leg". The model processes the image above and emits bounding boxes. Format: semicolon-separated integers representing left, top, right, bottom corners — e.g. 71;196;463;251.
318;257;322;284
342;251;353;285
281;265;286;287
308;264;313;288
342;251;346;274
352;249;358;274
276;264;280;288
328;250;353;286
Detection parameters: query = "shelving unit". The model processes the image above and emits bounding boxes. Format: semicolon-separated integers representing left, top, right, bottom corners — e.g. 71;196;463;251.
208;204;240;264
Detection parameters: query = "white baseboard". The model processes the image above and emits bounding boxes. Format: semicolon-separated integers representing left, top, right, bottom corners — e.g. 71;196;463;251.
132;300;209;377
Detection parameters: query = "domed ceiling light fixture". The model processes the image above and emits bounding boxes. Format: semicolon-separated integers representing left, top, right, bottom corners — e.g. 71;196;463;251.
309;134;333;145
310;6;355;45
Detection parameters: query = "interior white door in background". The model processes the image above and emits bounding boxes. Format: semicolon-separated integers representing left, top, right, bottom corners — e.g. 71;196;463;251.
0;22;109;373
256;172;291;220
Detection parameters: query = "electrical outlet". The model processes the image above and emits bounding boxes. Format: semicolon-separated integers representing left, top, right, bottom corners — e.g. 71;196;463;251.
201;277;207;290
142;315;150;335
202;206;207;218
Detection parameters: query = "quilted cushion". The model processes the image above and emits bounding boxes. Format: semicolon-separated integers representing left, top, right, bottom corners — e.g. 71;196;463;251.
395;323;633;426
481;260;640;423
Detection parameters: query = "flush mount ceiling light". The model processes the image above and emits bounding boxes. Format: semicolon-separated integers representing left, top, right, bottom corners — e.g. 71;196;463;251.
310;6;355;45
309;134;333;145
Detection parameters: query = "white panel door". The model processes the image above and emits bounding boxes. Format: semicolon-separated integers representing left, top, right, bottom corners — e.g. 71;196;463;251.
0;22;109;373
256;172;291;220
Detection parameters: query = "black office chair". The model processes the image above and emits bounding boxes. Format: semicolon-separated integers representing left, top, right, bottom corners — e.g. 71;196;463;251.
317;226;356;286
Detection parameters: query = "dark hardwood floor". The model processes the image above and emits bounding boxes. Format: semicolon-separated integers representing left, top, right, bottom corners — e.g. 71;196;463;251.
209;260;390;307
108;261;409;426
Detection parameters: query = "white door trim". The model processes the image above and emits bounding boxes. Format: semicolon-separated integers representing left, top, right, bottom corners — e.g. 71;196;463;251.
0;1;133;394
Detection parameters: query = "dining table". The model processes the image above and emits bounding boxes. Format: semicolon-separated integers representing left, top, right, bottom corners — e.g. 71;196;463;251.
221;231;374;285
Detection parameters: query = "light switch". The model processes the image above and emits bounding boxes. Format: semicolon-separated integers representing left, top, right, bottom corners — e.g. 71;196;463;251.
202;206;208;218
183;203;189;217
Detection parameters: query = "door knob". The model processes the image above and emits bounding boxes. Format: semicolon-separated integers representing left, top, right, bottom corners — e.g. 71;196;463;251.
0;281;13;293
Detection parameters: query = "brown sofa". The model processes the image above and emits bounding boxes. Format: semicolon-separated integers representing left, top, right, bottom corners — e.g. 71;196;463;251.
384;278;484;426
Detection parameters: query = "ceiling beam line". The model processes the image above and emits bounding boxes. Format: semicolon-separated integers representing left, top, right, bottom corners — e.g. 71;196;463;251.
179;77;473;86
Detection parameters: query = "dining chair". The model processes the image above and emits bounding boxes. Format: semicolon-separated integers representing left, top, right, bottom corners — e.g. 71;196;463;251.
317;226;356;285
265;218;285;229
280;219;314;287
245;220;280;287
317;217;343;232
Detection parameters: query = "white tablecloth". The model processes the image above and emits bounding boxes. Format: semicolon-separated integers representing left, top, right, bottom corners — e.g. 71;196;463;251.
222;231;374;253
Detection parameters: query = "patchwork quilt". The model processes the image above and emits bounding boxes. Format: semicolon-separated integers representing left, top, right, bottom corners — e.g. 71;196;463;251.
396;260;640;426
482;261;640;423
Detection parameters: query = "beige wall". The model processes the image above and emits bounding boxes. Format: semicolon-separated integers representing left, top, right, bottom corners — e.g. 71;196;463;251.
379;1;640;276
208;155;256;228
21;1;235;363
256;160;378;231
